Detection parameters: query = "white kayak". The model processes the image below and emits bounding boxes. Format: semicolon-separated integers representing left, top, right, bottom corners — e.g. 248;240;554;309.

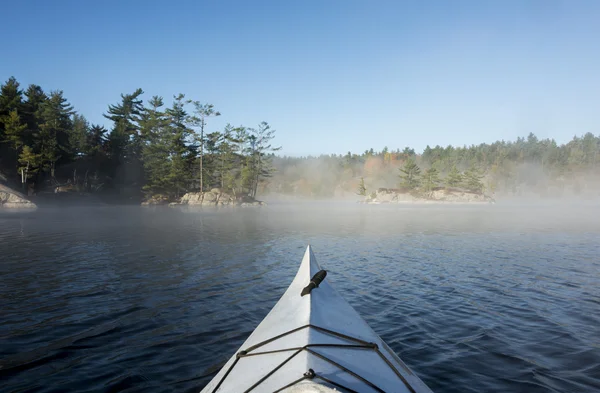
201;246;433;393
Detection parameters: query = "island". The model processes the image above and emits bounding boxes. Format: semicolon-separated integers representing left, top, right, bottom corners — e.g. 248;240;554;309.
1;76;598;208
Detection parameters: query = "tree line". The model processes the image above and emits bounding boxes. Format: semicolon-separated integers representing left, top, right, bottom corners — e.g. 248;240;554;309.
0;77;279;201
271;132;600;198
3;76;599;201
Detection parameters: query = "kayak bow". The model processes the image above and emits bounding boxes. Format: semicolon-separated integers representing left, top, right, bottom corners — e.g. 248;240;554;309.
200;245;433;393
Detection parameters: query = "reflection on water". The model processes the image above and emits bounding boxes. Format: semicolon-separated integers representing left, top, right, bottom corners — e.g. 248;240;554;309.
1;204;599;392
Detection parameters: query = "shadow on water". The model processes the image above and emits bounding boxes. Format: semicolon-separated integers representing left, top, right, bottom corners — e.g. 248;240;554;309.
1;203;599;392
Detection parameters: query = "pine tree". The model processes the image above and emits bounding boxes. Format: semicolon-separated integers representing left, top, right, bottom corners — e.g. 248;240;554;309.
21;85;47;154
86;125;108;156
104;88;144;163
0;77;23;119
140;96;170;197
231;126;250;196
18;145;41;185
423;167;440;194
104;89;145;189
247;122;281;198
357;177;367;196
446;165;463;188
69;114;89;157
188;102;220;193
463;165;484;193
399;158;421;189
2;110;27;187
219;124;241;193
36;91;75;177
164;94;194;197
0;77;24;176
2;110;27;154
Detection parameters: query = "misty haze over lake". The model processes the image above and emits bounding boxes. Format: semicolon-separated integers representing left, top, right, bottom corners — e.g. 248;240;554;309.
1;203;599;392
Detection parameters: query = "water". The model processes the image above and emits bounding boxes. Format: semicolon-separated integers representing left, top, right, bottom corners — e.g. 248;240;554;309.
1;204;599;393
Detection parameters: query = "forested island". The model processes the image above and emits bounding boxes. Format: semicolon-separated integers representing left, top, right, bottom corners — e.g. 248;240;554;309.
0;77;279;207
1;76;599;208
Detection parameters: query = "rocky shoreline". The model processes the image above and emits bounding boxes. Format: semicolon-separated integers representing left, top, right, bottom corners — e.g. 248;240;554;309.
0;184;37;209
142;188;266;207
0;183;493;210
362;188;495;205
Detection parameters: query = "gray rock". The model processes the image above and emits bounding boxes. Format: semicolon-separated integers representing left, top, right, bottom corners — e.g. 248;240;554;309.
363;187;494;204
179;191;265;207
203;192;218;203
0;184;37;209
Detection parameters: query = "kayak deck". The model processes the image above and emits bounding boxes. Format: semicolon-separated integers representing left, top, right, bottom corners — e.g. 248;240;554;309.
200;246;432;393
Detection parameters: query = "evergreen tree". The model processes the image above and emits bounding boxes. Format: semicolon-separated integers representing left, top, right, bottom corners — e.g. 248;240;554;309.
423;167;440;194
140;96;170;197
36;91;75;177
2;110;27;155
104;89;145;188
2;110;28;187
463;165;484;193
357;177;367;196
0;77;23;119
18;145;41;185
446;165;463;188
0;77;24;173
247;122;280;198
232;126;250;196
104;88;144;163
86;125;108;156
69;113;89;157
21;85;47;154
219;124;241;193
22;84;46;128
399;158;421;189
164;94;194;197
188;102;220;193
205;130;223;188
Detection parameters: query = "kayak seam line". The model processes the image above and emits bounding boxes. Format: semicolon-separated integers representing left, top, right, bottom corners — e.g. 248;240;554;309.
313;373;360;393
209;356;239;393
374;349;417;393
305;347;386;393
240;344;372;357
210;324;416;393
242;348;304;393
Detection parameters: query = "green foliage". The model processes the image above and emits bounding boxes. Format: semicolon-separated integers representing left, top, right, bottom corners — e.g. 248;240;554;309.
0;78;284;201
399;158;421;189
446;165;462;187
36;91;75;175
423;167;440;194
463;166;484;193
69;114;89;156
357;177;367;196
188;102;221;193
18;145;41;181
2;110;27;153
0;77;23;117
5;75;600;202
247;122;281;198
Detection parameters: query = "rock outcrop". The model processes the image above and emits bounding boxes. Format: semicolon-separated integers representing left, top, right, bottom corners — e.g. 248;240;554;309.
364;187;494;204
175;189;265;207
141;195;170;206
0;184;37;209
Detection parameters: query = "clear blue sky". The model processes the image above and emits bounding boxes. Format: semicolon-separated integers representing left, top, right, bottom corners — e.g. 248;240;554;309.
2;0;599;156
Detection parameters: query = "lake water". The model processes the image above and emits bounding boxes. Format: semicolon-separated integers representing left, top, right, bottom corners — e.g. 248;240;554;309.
1;203;599;393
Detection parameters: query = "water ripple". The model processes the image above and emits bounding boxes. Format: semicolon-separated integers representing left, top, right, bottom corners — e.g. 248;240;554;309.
1;205;599;392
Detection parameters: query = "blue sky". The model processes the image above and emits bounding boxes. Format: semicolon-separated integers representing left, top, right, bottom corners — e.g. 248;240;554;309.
2;0;599;156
